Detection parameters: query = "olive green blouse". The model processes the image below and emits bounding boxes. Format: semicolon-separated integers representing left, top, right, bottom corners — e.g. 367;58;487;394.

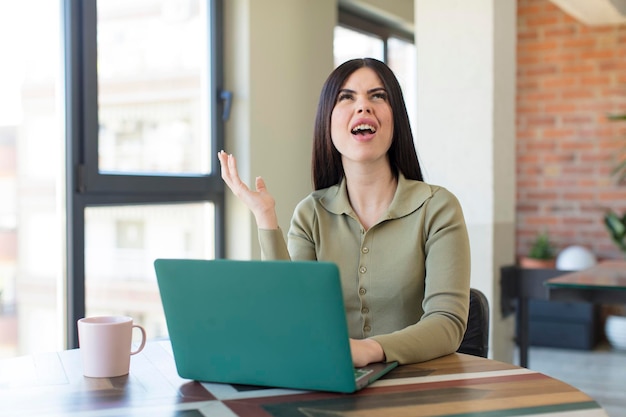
258;173;471;364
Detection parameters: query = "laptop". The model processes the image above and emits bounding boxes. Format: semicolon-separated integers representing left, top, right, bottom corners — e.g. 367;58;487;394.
154;258;398;393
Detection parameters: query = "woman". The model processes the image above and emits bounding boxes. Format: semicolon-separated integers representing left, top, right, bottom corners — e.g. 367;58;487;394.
218;58;471;366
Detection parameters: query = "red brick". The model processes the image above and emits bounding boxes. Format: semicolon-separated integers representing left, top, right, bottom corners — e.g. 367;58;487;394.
543;52;578;63
560;89;596;100
562;192;595;201
599;190;626;201
519;39;559;54
525;64;560;77
562;114;595;125
525;15;561;28
544;26;577;38
561;63;595;74
518;29;540;42
518;55;542;66
517;79;540;91
522;91;559;102
579;102;618;112
561;165;594;175
525;216;560;226
562;37;596;49
525;114;557;127
581;50;616;60
541;128;575;139
581;75;612;86
518;2;543;17
542;76;578;89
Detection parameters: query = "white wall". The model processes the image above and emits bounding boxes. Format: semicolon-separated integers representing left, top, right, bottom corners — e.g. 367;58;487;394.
415;0;516;361
223;0;335;259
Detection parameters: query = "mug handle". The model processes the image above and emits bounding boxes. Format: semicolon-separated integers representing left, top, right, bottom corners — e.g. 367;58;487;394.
130;324;147;355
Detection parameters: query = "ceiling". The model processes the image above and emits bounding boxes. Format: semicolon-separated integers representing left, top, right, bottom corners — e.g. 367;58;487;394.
550;0;626;25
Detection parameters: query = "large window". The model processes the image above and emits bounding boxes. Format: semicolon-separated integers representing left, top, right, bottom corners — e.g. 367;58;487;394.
0;0;224;358
66;0;224;349
96;0;213;177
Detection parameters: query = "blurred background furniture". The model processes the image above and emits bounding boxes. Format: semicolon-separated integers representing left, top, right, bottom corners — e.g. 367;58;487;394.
501;266;600;368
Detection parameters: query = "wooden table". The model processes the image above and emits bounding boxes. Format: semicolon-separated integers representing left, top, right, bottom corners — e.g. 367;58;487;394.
0;340;608;417
546;260;626;304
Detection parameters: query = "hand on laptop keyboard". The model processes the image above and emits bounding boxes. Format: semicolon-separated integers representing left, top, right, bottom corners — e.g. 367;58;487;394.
350;338;385;367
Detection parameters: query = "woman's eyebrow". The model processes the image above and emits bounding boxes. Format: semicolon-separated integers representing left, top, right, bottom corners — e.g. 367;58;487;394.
338;87;386;94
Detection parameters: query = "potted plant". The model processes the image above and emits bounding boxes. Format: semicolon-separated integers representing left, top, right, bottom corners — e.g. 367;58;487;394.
519;231;556;269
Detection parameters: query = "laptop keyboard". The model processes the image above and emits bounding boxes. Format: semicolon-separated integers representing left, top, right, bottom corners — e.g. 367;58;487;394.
354;368;373;380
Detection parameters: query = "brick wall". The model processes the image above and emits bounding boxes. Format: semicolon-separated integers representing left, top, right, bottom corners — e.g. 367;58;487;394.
517;0;626;261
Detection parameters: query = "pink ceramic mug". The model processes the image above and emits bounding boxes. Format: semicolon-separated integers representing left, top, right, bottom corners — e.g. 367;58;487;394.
77;316;146;378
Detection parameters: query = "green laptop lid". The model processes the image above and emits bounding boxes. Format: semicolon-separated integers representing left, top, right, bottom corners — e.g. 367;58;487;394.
154;259;358;393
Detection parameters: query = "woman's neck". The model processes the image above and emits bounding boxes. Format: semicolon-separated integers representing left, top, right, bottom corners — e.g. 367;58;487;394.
344;163;398;231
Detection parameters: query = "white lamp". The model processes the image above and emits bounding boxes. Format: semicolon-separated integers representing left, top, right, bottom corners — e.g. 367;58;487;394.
556;245;597;271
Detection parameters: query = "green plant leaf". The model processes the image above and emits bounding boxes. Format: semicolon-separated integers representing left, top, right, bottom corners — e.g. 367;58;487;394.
605;211;626;253
528;232;556;259
612;158;626;184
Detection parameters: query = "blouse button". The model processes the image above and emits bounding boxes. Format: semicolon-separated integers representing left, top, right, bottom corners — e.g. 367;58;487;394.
359;266;367;274
363;325;371;333
362;247;369;254
359;287;366;295
361;307;369;314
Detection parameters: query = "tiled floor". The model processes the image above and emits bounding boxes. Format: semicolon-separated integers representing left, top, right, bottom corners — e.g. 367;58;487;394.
516;342;626;417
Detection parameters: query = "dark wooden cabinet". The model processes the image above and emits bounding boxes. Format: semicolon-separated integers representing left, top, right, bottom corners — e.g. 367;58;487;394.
525;299;600;350
501;265;601;366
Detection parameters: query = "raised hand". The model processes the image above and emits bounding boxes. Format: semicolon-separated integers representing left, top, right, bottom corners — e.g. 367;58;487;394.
218;151;279;229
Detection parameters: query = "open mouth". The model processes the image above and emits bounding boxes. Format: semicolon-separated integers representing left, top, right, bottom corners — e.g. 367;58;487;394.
351;124;377;135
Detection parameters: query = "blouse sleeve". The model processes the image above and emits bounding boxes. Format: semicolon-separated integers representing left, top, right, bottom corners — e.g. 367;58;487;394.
258;195;319;261
258;228;291;260
370;187;471;364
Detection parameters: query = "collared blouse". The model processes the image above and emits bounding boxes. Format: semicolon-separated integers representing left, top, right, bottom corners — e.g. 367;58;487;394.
258;173;471;364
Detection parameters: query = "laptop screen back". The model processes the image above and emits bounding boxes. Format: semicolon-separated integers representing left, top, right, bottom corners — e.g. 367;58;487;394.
154;259;360;392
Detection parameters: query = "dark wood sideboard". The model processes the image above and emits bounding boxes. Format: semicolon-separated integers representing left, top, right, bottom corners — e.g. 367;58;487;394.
501;266;601;367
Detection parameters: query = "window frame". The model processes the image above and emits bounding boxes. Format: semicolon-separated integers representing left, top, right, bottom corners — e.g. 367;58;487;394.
337;7;414;62
63;0;225;348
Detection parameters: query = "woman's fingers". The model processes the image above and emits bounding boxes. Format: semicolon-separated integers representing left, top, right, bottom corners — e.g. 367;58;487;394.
217;151;278;229
218;151;248;196
226;153;244;192
218;150;232;184
255;176;267;193
218;151;268;203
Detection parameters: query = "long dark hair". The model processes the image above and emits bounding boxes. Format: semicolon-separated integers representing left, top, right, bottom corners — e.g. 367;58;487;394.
312;58;423;190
